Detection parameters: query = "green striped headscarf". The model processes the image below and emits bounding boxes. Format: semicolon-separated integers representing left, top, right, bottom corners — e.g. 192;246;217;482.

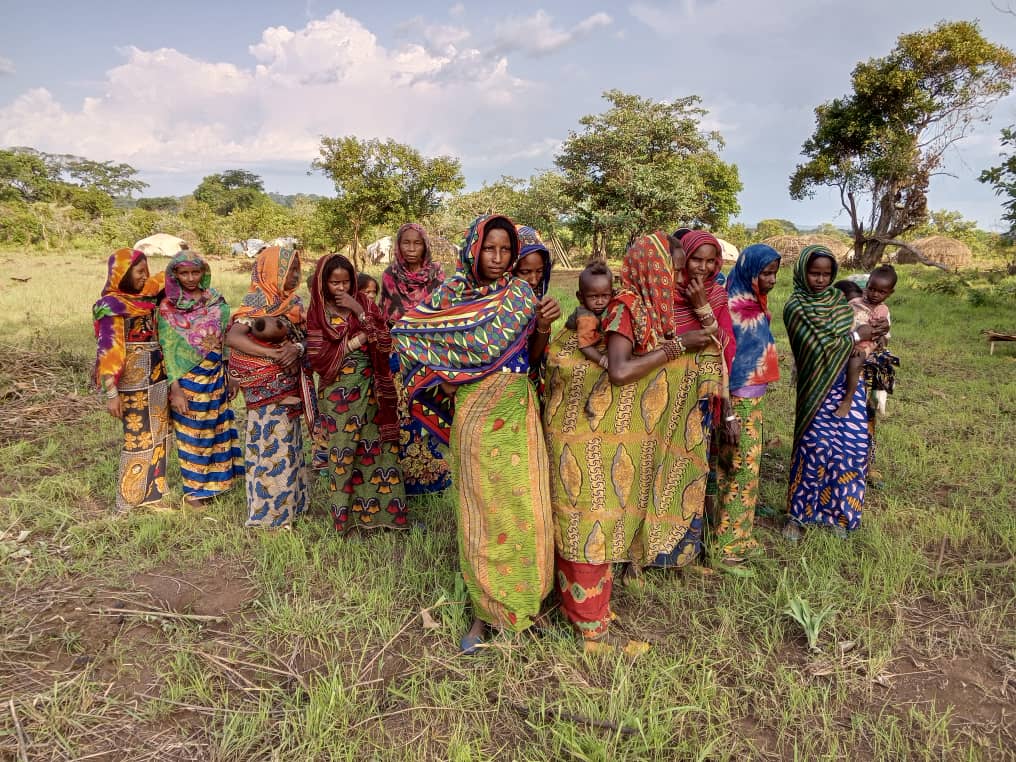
782;245;854;447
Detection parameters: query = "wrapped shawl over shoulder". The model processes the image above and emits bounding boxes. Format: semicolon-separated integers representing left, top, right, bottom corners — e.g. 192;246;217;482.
157;250;229;382
379;223;445;324
726;243;781;391
92;248;165;386
783;245;854;446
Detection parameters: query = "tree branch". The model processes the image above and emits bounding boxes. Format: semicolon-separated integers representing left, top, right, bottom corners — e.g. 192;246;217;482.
871;237;950;271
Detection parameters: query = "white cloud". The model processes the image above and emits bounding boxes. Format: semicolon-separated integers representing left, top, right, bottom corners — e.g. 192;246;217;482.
395;16;471;55
0;11;529;171
0;56;14;75
493;10;613;57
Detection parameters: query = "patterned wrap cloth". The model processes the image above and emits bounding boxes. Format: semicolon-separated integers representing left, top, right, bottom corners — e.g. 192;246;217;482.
92;249;169;513
157;251;242;500
396;214;552;632
784;246;867;531
725;243;782;391
379;223;445;324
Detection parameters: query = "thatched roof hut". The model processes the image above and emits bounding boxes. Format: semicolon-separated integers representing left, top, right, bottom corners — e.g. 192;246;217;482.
895;236;972;269
134;233;189;257
761;234;852;265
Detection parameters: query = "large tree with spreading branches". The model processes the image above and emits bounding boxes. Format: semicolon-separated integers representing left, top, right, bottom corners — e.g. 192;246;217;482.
789;21;1015;269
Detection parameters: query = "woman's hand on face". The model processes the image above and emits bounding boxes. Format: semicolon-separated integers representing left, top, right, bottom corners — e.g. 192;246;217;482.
686;276;709;309
679;329;713;351
105;394;122;419
334;291;362;314
537;296;561;332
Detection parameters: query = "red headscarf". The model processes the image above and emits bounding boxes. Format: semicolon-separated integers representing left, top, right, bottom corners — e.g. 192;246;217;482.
672;230;736;373
306;254;400;442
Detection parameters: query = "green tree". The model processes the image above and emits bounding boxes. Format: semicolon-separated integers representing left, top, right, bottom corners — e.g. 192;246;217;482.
193;170;268;215
790;20;1016;269
0;149;54;202
228;200;295;243
312;137;465;265
137;196;182;212
980;126;1016;238
755;218;799;239
555;89;741;258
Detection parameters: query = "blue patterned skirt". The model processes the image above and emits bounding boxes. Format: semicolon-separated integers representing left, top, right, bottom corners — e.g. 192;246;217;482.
787;370;868;531
244;403;307;529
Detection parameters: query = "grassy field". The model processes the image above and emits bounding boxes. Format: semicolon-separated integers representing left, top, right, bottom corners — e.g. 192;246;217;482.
1;249;1014;761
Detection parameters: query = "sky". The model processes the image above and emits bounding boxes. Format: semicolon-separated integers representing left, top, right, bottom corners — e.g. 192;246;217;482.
2;0;1015;230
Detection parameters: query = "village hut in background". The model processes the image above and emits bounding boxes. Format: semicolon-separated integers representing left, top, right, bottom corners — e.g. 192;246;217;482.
134;233;189;257
716;237;739;263
761;234;852;266
894;236;972;270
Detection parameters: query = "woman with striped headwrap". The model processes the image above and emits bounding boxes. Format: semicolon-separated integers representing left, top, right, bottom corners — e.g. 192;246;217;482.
782;245;886;541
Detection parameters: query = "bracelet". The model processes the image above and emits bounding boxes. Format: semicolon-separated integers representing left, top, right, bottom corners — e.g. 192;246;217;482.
348;336;361;351
694;304;714;316
598;356;609;369
104;388;119;399
662;338;684;361
725;415;738;422
536;324;552;335
851;330;861;342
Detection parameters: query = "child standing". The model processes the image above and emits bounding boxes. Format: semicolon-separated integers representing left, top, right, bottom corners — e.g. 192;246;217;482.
564;261;613;369
307;254;407;536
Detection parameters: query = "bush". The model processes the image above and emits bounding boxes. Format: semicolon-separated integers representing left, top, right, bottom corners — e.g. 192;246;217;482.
0;201;46;245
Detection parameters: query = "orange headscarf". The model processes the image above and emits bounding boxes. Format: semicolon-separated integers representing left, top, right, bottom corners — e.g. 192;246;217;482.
91;248;165;386
231;246;305;327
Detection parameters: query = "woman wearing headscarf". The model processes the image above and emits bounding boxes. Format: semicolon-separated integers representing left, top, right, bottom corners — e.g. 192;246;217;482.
226;246;311;530
380;223;451;496
307;253;407;535
782;245;885;541
543;231;720;652
93;249;170;515
393;214;558;654
512;225;556;397
157;251;243;507
708;244;781;564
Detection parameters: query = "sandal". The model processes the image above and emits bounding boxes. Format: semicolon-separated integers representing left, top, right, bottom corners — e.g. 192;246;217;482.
781;521;804;544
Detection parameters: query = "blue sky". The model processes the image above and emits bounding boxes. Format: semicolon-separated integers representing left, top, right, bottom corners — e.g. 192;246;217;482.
2;0;1015;229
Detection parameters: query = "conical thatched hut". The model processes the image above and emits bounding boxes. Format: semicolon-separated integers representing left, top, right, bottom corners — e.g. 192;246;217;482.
761;234;852;265
895;236;972;269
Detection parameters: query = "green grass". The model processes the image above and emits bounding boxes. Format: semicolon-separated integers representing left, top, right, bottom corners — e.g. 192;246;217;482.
1;248;1014;760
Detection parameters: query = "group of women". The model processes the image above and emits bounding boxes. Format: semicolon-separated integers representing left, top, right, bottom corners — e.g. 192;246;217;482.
92;217;886;654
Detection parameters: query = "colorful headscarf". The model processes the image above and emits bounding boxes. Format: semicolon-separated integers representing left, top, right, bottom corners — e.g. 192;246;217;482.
514;225;552;298
307;254;400;442
726;244;781;391
783;245;854;446
379;223;445;324
231;246;304;327
92;248;165;387
393;214;537;439
606;231;675;353
671;230;735;372
157;251;229;382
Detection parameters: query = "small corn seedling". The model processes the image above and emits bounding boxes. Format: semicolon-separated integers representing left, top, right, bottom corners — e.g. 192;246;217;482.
784;596;836;652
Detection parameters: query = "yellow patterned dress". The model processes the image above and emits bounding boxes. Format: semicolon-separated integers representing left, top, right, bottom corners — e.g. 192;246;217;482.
543;329;722;571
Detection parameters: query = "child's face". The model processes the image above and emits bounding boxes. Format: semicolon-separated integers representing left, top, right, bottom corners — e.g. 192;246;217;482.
864;275;895;306
399;228;426;267
362;281;379;302
805;256;834;293
327;267;353;299
757;260;780;295
174;263;204;294
577;274;613;316
514;252;545;294
477;228;512;284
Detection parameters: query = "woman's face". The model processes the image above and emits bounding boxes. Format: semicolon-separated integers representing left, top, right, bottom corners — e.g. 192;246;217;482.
757;260;780;295
514;252;545;293
686;245;719;282
174;263;204;294
477;228;513;284
805;255;834;293
284;257;301;292
127;258;149;292
326;266;353;299
400;229;426;268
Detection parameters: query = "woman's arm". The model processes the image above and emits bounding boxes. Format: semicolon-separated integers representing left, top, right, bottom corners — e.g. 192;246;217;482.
528;296;561;359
